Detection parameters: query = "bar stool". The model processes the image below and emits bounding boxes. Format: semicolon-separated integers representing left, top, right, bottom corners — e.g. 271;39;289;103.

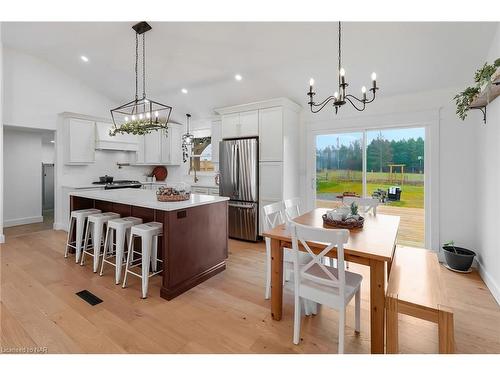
64;208;101;263
99;216;143;284
80;212;120;272
122;222;163;299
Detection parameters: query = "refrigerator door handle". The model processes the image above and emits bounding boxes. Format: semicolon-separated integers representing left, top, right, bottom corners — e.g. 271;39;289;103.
235;144;240;194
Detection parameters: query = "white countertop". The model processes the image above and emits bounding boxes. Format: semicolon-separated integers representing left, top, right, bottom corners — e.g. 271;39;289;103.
69;188;229;211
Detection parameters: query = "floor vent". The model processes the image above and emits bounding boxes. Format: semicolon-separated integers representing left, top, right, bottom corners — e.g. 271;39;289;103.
76;290;103;306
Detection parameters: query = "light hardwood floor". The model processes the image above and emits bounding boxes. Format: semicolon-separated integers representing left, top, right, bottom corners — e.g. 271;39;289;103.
1;229;499;354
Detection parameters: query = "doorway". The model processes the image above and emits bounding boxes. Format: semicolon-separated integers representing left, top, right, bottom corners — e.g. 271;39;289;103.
314;126;426;247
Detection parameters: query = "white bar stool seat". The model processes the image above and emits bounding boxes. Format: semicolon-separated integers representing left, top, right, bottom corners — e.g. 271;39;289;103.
80;212;120;272
122;222;163;299
64;208;101;263
100;216;143;284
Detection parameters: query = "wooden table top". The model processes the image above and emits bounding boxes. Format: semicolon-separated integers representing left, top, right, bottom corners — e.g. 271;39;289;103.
262;208;400;262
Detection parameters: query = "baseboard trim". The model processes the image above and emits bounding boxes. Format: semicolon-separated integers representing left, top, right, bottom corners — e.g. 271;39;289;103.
4;216;43;228
477;259;500;306
53;222;69;232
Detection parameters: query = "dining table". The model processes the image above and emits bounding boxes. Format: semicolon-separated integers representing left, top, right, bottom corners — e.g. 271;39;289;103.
262;207;400;354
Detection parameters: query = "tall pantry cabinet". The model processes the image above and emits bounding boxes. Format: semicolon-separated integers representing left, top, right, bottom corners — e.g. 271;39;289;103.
215;98;301;234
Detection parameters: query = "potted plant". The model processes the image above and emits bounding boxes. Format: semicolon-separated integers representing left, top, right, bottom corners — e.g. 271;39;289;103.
442;240;476;272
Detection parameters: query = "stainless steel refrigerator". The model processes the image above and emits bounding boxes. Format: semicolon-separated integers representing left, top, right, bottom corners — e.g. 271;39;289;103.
219;137;259;241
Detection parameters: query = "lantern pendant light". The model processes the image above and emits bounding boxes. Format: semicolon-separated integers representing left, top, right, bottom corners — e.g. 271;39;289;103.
110;21;172;136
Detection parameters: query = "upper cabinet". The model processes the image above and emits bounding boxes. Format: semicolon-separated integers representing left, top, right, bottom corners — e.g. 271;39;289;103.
221;110;258;139
259;107;284;162
135;123;182;165
65;118;95;164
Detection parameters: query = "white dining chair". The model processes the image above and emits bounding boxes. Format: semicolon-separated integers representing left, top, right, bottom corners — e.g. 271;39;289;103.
290;221;362;354
343;196;380;216
284;197;301;220
262;202;316;314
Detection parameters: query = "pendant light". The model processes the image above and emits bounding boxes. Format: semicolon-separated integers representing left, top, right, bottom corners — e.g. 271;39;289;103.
307;22;379;114
182;114;194;163
110;21;172;136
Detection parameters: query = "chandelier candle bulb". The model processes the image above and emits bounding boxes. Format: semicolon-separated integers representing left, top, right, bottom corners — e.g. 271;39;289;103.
340;68;346;85
362;86;367;101
309;78;314;92
371;72;377;89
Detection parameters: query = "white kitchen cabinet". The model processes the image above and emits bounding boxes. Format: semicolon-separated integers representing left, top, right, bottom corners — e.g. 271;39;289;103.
144;132;162;164
221;113;240;139
65;118;95;164
135;124;182;165
211;119;222;163
258;107;283;161
221;110;258;139
259;162;283;201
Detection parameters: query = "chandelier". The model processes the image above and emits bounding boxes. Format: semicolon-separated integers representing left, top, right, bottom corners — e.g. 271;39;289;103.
110;22;172;136
307;22;379;114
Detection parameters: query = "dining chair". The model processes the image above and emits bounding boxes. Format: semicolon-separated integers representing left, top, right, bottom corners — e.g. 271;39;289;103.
290;221;362;354
284;197;301;220
262;202;314;312
343;196;380;216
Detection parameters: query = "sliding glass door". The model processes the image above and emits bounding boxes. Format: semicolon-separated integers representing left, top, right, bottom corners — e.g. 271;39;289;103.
315;127;425;247
316;132;363;209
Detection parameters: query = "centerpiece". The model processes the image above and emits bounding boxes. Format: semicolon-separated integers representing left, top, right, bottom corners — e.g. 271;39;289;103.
156;182;191;202
322;202;364;229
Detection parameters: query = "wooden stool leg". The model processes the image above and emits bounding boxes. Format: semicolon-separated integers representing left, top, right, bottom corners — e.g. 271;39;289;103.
386;295;399;354
438;307;455;354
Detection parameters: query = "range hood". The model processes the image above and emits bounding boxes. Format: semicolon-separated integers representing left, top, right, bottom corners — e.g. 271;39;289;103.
95;121;139;151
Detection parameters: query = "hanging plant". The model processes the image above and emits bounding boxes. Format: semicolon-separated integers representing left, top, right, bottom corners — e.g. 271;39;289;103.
109;121;168;136
454;86;480;121
454;58;500;121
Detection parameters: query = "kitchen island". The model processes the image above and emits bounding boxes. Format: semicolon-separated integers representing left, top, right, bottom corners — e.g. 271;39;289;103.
69;188;229;300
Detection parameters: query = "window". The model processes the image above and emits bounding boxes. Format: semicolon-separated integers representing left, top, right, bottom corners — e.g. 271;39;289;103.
190;129;215;172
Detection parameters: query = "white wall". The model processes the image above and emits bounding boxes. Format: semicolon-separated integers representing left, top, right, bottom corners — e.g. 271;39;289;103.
3;128;43;227
2;47;117;130
42;142;55;164
300;86;480;255
477;23;500;304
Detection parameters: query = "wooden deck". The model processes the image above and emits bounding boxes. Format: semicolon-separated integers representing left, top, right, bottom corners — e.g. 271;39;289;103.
316;200;425;248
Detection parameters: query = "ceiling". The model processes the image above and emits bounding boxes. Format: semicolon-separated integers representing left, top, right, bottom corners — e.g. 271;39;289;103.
2;22;497;121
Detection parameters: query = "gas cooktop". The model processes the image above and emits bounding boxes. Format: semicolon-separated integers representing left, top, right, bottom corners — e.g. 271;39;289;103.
92;180;142;190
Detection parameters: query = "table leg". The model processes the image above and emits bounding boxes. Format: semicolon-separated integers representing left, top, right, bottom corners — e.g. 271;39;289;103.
370;259;386;354
386;294;399;354
271;238;283;321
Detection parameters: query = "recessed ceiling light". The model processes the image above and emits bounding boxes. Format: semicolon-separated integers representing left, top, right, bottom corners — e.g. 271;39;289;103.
50;140;55;143
80;55;89;62
181;88;188;94
234;74;243;81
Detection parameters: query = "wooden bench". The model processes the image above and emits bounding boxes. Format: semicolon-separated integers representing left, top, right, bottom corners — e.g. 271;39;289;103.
386;246;455;354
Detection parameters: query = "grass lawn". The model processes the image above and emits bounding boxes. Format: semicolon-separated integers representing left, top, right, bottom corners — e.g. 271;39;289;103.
316;174;424;209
